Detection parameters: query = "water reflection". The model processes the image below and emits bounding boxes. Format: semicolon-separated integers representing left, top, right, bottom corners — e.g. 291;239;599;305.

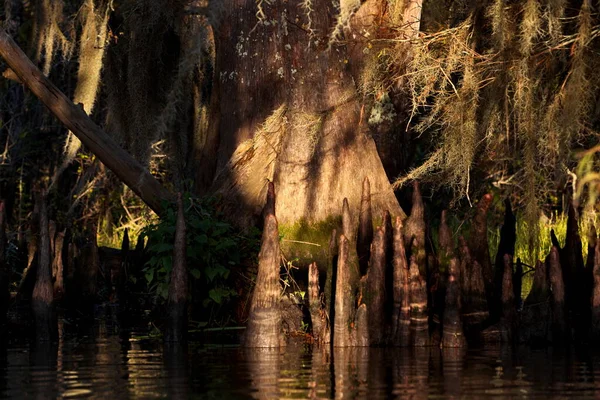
3;322;600;398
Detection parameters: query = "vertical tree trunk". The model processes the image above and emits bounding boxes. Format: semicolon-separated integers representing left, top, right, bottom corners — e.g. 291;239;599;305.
31;190;56;341
165;194;188;343
245;186;281;348
392;217;410;347
404;182;426;270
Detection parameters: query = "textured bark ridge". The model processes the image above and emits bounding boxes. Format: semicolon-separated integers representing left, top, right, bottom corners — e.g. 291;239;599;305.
358;177;373;276
31;190;56;342
245;184;282;348
165;193;188;343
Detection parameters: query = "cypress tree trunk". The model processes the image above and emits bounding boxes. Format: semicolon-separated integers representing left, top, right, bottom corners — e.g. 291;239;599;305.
500;254;515;343
164;194;188;343
31;190;56;342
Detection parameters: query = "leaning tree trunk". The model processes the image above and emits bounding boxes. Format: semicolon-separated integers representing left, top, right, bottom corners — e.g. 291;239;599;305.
213;0;405;256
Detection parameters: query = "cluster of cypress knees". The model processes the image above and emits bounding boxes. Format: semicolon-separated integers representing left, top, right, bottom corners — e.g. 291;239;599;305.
244;178;600;349
5;177;599;348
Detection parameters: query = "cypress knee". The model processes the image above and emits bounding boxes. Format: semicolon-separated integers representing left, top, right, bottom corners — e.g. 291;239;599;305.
245;185;281;348
334;234;353;347
409;254;429;347
165;193;188;343
308;262;329;344
442;257;466;348
367;227;386;346
548;246;567;343
31;190;56;342
404;182;425;275
357;177;373;276
520;260;550;344
392;216;410;347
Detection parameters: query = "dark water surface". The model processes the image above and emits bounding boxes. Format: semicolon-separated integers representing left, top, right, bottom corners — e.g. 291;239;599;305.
2;315;600;399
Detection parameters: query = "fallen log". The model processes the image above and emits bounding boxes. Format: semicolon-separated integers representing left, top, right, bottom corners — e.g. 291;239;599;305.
0;29;172;215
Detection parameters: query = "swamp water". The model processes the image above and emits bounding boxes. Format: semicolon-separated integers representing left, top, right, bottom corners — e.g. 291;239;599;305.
2;310;600;399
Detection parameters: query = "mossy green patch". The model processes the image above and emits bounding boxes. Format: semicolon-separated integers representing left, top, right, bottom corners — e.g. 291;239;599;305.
279;216;342;269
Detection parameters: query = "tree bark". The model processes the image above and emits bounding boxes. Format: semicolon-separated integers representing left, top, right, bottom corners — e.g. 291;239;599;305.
213;0;404;234
358;177;373;276
500;254;515;343
0;29;172;215
165;194;188;343
52;230;65;300
443;257;466;348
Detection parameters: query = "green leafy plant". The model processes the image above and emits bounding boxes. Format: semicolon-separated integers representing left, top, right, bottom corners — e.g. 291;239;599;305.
141;194;242;308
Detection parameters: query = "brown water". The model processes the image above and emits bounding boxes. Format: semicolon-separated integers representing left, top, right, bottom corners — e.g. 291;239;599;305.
2;315;600;399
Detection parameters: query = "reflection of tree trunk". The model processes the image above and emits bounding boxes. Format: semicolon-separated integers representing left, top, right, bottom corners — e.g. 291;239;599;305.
214;0;404;234
163;344;189;400
245;348;280;400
